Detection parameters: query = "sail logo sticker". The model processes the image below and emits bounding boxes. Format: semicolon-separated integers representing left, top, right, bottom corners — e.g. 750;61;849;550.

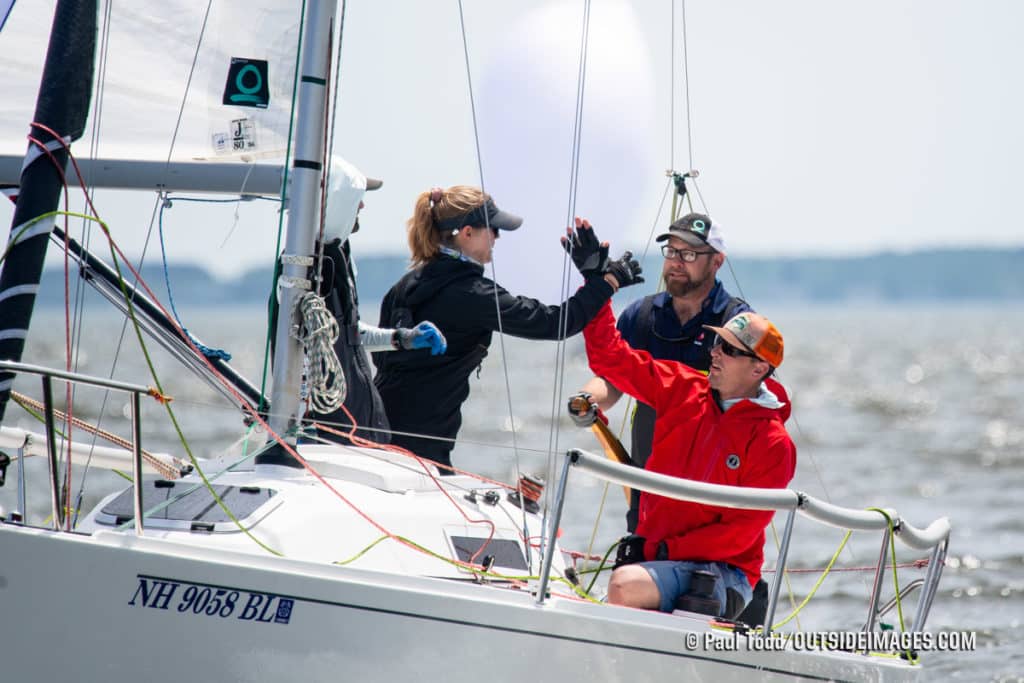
726;454;741;470
223;57;270;109
213;118;259;154
129;576;294;625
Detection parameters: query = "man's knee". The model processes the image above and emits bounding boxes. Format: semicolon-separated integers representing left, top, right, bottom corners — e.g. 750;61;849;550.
607;565;660;609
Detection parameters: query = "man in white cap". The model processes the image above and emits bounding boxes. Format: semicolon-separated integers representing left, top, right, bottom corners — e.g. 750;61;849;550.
271;157;446;445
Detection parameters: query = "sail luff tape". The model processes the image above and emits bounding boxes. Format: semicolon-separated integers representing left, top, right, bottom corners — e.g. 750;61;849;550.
8;219;53;245
281;254;314;267
0;284;39;304
22;136;72;171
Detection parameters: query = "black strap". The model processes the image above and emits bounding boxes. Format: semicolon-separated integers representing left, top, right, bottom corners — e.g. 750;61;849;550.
720;296;748;326
632;293;659;350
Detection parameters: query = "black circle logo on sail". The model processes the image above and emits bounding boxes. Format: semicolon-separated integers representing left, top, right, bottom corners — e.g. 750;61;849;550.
223;58;270;109
726;454;741;470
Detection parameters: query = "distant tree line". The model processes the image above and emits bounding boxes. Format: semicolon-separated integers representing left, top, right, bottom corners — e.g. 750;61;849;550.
34;247;1024;309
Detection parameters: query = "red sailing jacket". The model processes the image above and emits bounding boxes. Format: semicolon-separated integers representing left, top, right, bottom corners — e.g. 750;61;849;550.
584;303;796;586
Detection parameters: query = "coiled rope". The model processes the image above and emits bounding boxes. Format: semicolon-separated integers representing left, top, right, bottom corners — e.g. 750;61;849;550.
291;291;345;414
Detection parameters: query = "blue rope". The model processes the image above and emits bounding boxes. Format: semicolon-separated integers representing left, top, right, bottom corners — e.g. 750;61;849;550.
156;194;256;362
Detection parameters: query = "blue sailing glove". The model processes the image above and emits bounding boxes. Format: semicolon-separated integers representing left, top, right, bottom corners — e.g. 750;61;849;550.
396;321;447;355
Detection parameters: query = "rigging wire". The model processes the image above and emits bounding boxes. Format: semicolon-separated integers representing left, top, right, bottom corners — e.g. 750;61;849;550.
321;0;347;285
70;0;116;526
455;0;533;562
680;0;695;174
544;0;593;520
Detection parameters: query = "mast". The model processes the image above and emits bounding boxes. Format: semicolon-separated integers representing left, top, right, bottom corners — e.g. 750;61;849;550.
258;0;339;467
0;1;97;423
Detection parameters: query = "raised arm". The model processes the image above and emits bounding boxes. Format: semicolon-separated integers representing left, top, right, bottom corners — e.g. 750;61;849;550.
583;302;703;414
474;218;642;340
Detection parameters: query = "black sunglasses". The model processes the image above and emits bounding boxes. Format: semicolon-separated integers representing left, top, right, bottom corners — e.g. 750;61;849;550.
714;337;759;360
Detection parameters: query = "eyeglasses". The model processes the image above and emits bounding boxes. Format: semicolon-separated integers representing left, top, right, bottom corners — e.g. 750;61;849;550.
714;338;760;360
661;245;715;262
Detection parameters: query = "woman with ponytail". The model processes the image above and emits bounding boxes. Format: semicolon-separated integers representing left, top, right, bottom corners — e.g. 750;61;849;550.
373;185;643;469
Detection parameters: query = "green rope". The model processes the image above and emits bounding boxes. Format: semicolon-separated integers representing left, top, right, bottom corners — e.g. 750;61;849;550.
335;534;599;601
0;211;64;266
584;539;621;595
868;507;913;660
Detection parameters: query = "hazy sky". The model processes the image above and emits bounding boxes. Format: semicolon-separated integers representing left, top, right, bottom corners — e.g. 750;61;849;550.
2;1;1022;299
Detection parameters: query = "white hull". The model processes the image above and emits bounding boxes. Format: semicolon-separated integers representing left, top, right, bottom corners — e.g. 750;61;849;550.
0;522;922;682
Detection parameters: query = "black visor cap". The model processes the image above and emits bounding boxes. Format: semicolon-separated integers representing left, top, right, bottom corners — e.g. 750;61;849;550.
436;198;523;232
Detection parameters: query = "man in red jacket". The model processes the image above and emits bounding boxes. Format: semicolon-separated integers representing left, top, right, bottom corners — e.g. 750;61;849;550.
576;303;796;617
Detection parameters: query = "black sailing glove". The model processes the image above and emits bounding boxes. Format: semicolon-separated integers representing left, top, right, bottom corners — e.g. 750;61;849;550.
613;534;647;568
561;223;609;277
605;251;644;289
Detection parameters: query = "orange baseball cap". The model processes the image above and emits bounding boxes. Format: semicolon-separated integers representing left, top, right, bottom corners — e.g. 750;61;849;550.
704;312;784;368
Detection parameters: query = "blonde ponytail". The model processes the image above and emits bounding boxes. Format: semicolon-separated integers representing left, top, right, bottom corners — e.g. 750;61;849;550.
406;185;488;267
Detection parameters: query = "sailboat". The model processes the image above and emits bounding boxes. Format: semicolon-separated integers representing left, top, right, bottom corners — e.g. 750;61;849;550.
0;2;953;681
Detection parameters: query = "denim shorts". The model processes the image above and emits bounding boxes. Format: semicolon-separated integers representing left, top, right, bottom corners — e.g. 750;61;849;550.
642;560;753;615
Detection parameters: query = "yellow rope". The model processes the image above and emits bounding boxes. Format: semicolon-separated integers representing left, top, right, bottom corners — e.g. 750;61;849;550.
335;534;601;602
770;530;851;630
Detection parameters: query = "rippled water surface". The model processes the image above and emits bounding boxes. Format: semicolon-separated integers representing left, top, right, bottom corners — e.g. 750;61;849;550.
4;302;1022;680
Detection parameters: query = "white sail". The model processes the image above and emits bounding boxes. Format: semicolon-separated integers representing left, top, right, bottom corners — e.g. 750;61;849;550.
0;1;300;162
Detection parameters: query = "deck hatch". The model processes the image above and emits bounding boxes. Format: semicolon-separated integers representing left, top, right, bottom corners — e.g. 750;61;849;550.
450;535;528;570
96;481;277;528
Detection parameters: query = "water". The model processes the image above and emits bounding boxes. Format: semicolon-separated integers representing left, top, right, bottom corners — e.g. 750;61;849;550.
4;302;1022;680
